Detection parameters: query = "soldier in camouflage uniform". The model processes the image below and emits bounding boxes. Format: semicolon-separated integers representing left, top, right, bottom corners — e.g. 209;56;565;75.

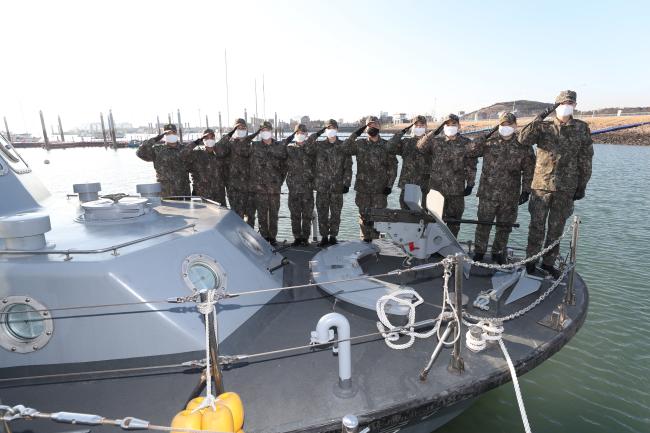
136;123;190;197
181;128;228;204
249;121;289;246
467;113;535;264
388;115;431;209
286;124;325;246
343;116;398;241
520;90;593;277
217;119;260;227
313;119;353;247
416;114;477;237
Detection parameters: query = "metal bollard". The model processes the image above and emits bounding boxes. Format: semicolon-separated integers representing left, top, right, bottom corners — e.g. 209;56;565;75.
449;253;465;373
565;215;580;306
341;414;359;433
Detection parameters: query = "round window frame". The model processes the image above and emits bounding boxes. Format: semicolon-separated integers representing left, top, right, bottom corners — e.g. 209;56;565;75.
181;254;227;296
0;296;54;353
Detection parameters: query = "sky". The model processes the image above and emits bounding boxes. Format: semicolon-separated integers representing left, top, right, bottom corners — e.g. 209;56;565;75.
0;0;648;134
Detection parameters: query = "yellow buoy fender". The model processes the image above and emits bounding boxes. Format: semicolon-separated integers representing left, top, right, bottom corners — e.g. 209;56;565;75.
171;409;202;433
217;392;245;431
202;403;234;432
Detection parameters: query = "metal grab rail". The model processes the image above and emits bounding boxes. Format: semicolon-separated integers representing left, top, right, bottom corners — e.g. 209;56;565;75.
0;223;196;259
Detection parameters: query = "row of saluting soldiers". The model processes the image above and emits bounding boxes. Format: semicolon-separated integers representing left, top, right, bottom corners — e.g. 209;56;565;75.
137;90;593;277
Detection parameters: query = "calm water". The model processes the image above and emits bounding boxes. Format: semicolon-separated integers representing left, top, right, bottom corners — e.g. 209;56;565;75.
18;143;650;433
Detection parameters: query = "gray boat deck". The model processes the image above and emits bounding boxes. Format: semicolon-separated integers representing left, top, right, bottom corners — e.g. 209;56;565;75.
218;243;587;433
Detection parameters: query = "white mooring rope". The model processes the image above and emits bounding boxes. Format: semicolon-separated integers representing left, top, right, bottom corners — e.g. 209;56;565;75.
193;290;218;412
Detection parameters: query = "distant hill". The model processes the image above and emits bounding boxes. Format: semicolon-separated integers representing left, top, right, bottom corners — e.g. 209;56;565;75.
463;101;650;120
463;100;552;120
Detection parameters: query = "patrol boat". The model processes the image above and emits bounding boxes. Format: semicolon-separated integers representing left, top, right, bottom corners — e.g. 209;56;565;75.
0;132;588;433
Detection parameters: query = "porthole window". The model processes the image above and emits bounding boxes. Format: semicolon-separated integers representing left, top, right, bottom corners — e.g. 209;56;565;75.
188;263;219;291
5;304;45;340
182;254;227;295
0;296;54;353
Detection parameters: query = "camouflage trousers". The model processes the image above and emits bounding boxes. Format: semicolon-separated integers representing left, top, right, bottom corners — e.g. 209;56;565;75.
474;198;519;255
399;186;429;210
192;182;227;206
160;179;190;198
228;189;256;228
442;195;465;238
316;192;344;237
254;192;281;240
527;190;574;266
288;191;314;240
355;193;388;240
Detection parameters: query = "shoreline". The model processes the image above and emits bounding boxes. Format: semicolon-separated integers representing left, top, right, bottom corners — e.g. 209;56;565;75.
386;115;650;146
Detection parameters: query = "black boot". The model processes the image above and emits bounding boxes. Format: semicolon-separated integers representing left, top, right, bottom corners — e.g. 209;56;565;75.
526;261;537;274
491;253;506;265
473;252;485;262
541;263;561;279
300;238;310;246
363;238;372;243
269;238;278;247
318;237;329;247
291;238;302;247
329;236;338;245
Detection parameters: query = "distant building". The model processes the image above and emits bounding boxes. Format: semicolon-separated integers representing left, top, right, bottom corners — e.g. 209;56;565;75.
392;113;407;125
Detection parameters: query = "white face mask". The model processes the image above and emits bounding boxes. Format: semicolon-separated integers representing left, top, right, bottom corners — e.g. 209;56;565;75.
164;134;178;144
295;133;307;143
260;131;273;141
498;125;515;137
443;125;458;137
325;129;338;138
203;138;216;148
413;127;426;137
556;104;574;118
234;129;247;138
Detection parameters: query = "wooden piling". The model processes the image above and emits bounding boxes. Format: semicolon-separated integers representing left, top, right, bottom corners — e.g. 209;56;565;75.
100;113;108;147
218;112;223;138
157;115;161;134
205;114;209;129
39;110;50;150
3;116;11;143
108;109;117;149
274;112;278;140
177;109;183;144
57;115;65;142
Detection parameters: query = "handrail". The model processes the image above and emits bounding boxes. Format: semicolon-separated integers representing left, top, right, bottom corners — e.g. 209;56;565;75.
0;223;196;259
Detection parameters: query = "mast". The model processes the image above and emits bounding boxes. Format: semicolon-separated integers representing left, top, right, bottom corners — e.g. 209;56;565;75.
224;49;230;127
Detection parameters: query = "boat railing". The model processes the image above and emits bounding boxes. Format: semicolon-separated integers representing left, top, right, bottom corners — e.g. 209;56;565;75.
0;223;196;260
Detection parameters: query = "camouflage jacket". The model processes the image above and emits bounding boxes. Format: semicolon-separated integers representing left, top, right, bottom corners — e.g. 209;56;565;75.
217;134;255;192
416;133;477;196
249;138;288;194
389;132;431;189
180;143;228;196
343;134;398;194
518;117;593;193
136;137;190;193
286;133;319;193
311;138;353;194
467;135;535;202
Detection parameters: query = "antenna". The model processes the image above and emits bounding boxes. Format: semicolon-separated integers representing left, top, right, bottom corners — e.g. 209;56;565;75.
224;49;230;126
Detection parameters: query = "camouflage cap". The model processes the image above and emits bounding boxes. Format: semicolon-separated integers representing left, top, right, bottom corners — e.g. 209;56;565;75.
498;112;517;124
443;114;460;124
366;115;381;127
325;119;338;129
234;118;247;128
555;90;577;104
412;115;427;125
163;123;177;133
201;128;216;138
294;124;307;133
260;120;273;130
